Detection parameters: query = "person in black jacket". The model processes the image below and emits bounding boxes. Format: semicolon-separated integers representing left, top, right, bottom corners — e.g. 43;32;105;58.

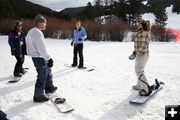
8;20;27;77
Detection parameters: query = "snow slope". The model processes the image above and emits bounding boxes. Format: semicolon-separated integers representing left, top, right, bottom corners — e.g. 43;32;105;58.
0;36;180;120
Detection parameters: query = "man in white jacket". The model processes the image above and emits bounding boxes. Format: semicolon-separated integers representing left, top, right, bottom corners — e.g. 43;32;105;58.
26;14;57;102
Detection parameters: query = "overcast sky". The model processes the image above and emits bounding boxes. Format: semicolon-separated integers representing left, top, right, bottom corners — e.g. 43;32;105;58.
27;0;94;11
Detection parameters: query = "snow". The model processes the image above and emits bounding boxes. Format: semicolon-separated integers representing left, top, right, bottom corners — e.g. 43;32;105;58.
0;36;180;120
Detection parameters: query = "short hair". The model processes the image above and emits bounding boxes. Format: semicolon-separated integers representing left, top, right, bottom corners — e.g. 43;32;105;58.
75;20;81;24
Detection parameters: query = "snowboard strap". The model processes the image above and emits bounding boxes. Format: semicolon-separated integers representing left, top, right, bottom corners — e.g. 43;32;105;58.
138;74;151;88
138;74;162;96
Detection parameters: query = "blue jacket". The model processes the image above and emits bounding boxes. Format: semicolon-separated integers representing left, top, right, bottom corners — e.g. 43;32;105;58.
72;26;87;44
8;31;27;56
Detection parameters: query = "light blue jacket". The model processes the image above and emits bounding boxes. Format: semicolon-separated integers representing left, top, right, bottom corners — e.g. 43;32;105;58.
72;26;87;44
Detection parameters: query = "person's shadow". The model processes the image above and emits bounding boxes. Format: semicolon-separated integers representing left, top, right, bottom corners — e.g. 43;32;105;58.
0;81;35;97
5;100;42;118
0;75;13;82
99;90;148;120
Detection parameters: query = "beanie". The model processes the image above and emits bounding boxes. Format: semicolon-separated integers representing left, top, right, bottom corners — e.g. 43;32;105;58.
34;14;47;25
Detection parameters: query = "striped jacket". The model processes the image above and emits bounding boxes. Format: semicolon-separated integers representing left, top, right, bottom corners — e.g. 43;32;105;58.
134;30;151;56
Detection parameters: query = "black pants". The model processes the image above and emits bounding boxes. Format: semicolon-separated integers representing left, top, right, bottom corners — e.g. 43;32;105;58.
72;44;84;67
14;55;24;76
0;109;8;120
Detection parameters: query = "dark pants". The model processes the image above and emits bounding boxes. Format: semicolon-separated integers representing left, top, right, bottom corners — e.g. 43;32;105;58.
14;55;24;76
72;44;84;67
32;57;54;97
0;109;8;120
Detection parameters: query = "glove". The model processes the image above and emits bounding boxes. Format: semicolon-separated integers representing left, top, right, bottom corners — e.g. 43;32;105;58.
71;42;73;46
47;58;53;68
78;38;82;41
129;51;136;60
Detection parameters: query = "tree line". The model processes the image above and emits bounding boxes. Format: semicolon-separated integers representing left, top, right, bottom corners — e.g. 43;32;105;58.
0;0;178;42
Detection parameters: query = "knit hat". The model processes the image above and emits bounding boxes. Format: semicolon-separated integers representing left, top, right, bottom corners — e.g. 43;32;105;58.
34;14;47;24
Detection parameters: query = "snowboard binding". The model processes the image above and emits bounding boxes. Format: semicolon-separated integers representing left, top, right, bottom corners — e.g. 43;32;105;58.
139;79;164;96
55;98;66;104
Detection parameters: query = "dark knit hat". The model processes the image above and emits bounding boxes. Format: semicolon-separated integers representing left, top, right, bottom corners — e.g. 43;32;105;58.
34;14;47;24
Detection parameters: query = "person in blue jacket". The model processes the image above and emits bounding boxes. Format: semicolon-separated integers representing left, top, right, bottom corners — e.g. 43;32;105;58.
71;20;87;68
8;20;26;77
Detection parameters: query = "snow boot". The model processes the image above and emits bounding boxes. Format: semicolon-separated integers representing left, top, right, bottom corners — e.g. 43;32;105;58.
132;85;141;90
71;64;77;67
33;95;49;102
45;86;58;94
78;65;86;69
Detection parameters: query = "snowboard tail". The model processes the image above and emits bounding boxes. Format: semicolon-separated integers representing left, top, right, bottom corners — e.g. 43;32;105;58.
8;68;29;83
8;77;21;83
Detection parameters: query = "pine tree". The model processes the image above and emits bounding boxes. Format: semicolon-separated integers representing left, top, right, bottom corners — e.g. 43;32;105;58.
94;0;104;17
173;0;180;14
151;0;168;27
84;2;95;20
126;0;144;26
113;0;127;22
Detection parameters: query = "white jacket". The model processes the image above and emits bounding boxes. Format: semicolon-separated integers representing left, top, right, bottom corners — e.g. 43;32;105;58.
26;27;51;61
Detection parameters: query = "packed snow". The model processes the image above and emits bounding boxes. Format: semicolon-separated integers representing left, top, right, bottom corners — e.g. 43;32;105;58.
0;36;180;120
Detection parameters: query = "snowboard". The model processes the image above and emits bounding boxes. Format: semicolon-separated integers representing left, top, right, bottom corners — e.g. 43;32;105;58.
8;76;21;83
64;64;95;72
129;80;164;104
8;68;29;83
47;93;74;113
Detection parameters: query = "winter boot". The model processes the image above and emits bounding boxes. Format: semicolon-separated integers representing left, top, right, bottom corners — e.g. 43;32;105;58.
132;84;141;90
45;86;58;94
71;64;77;67
33;95;49;102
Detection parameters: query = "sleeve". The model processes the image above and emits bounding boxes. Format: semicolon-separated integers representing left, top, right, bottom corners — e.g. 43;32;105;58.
35;32;51;61
8;33;16;50
80;27;87;40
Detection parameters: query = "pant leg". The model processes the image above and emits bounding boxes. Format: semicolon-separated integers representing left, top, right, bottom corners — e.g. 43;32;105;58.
0;109;8;120
72;45;78;65
45;67;54;89
20;55;25;73
32;57;48;97
135;54;149;92
78;44;84;67
13;56;23;76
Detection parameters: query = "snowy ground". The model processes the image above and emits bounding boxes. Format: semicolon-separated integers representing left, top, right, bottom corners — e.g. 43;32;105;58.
0;36;180;120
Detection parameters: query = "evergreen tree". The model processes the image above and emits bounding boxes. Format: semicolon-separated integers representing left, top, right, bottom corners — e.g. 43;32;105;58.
126;0;144;25
173;0;180;14
94;0;104;17
83;2;95;20
151;0;168;26
113;0;127;22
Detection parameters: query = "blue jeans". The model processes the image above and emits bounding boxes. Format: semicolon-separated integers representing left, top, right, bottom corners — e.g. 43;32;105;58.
32;57;54;97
